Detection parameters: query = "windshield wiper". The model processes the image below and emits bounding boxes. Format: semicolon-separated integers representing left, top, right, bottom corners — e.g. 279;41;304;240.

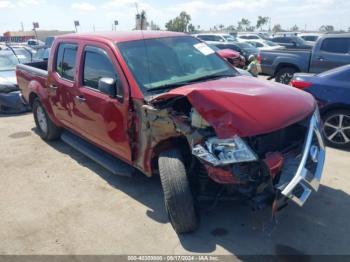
148;74;234;93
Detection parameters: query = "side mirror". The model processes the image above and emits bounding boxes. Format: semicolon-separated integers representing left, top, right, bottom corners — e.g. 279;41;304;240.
98;77;123;100
98;77;116;97
292;41;297;47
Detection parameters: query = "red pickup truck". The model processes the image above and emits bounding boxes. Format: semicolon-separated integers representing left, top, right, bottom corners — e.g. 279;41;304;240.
17;31;326;234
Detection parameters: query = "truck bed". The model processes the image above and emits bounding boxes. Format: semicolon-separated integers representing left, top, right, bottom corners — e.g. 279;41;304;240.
17;61;48;75
16;61;48;105
259;49;312;76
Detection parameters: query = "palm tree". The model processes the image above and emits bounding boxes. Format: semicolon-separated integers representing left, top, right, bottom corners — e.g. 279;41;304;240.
256;16;269;31
140;10;146;30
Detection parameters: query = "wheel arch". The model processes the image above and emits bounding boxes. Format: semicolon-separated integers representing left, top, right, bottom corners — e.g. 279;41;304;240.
28;92;39;108
151;136;193;175
274;63;300;76
320;103;350;117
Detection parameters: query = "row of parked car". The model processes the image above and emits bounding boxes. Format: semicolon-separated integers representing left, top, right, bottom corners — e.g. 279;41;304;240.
2;31;350;149
0;38;54;114
193;32;350;148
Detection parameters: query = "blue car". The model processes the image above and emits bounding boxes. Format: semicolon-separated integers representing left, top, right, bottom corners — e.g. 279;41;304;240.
291;64;350;149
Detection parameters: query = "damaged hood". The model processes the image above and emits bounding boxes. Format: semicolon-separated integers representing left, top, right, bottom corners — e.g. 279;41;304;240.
151;76;315;138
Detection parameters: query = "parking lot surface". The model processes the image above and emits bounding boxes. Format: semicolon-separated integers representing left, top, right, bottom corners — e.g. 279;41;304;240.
1;113;350;256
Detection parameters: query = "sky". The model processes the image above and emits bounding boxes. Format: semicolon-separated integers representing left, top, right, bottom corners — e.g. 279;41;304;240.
0;0;349;33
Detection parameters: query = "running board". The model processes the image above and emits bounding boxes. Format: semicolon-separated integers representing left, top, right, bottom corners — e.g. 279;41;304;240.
61;131;133;177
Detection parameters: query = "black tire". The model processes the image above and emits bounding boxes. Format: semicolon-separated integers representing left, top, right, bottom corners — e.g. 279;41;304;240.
275;67;298;85
158;149;198;234
322;109;350;149
33;98;61;141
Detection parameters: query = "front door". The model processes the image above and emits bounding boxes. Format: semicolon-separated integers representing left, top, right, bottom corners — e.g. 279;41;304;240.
310;37;350;73
72;44;132;162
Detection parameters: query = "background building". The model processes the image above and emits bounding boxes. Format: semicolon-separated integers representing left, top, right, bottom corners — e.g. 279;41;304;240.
1;30;74;42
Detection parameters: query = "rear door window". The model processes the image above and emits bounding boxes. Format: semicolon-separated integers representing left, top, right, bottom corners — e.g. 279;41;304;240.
320;38;350;54
56;43;78;81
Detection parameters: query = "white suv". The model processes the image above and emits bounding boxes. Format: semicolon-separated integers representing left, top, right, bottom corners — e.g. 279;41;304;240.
237;33;271;42
194;33;236;43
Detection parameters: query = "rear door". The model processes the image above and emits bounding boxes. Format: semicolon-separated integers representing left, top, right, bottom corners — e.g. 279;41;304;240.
310;37;350;73
72;43;132;162
48;42;79;129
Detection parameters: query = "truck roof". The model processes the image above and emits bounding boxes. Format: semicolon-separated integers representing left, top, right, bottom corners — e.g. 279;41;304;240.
56;31;187;43
320;33;350;38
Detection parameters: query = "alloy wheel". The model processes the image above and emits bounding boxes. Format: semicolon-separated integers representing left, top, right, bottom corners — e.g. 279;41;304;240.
323;114;350;145
279;73;294;84
36;105;48;134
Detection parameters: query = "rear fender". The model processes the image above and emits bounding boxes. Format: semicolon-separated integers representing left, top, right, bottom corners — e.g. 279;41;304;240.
28;80;62;127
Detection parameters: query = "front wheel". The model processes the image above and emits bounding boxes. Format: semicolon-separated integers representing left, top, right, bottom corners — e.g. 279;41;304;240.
322;109;350;149
33;98;61;141
158;149;198;234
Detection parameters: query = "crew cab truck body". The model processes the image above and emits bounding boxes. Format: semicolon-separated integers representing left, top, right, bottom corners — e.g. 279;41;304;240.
17;31;326;234
259;34;350;84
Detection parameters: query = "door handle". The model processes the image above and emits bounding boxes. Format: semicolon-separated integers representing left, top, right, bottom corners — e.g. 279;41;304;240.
75;95;86;103
49;84;58;91
317;56;325;61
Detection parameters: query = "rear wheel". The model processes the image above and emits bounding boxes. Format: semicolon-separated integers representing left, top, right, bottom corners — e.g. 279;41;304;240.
275;67;298;85
33;98;61;141
158;149;198;234
322;109;350;149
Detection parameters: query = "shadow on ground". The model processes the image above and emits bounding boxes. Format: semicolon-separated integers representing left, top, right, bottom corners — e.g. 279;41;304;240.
32;127;350;256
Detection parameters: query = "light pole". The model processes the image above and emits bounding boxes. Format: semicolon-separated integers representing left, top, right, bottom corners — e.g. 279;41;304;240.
74;20;80;32
114;20;118;31
32;22;39;40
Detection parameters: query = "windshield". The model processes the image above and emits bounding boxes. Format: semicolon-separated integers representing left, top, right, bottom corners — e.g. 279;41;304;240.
118;36;237;94
265;40;279;46
237;42;258;52
293;37;308;46
13;48;32;63
222;35;236;41
0;53;18;71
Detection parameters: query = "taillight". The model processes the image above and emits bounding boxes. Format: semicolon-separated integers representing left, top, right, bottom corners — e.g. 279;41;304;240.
290;80;313;89
257;52;262;64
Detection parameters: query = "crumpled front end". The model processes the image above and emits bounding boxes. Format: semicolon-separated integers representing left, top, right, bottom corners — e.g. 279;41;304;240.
143;79;324;211
191;108;325;208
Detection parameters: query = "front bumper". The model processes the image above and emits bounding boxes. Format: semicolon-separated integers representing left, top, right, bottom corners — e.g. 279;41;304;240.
278;110;326;206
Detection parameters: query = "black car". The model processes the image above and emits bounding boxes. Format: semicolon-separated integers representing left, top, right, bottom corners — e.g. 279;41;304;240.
0;50;30;113
271;36;313;49
213;42;259;63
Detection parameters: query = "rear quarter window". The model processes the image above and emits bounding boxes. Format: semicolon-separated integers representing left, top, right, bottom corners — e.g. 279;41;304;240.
320;38;350;54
